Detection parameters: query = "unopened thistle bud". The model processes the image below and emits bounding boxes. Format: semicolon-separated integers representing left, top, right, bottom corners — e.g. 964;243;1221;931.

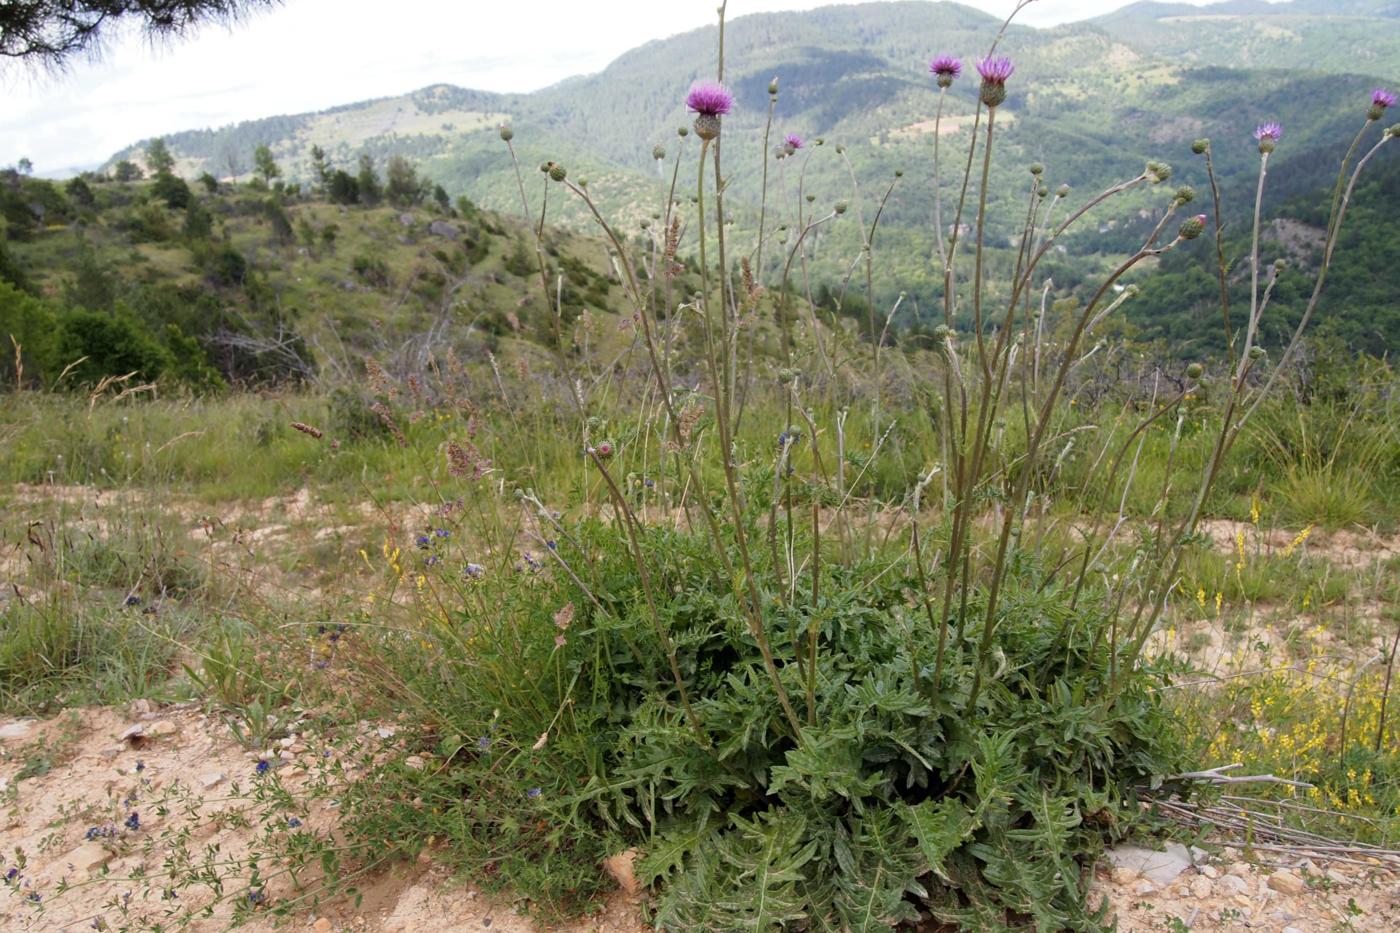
1146;160;1172;184
640;219;651;229
547;162;567;182
976;56;1014;108
768;77;779;97
653;145;666;160
806;194;815;203
1254;123;1281;154
777;368;797;385
1388;124;1400;138
1174;185;1196;205
1178;214;1207;240
498;124;514;142
834;200;848;215
1185;362;1204;380
1191;138;1210;155
1057;184;1070;198
678;126;689;138
894;169;904;178
1029;162;1044;176
1038;186;1049;199
1249;346;1266;361
1273;258;1287;272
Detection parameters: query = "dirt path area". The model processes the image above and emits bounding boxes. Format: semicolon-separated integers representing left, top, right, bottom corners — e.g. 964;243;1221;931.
3;706;1396;932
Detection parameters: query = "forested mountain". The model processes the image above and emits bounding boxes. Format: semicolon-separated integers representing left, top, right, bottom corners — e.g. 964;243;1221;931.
5;0;1391;361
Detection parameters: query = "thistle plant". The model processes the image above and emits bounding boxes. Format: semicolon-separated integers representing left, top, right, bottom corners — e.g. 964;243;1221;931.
325;4;1397;929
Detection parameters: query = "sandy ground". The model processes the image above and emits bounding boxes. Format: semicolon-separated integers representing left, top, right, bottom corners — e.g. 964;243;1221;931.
2;706;1395;932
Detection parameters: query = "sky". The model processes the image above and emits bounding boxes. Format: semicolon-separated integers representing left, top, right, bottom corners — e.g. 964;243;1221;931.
0;0;1257;173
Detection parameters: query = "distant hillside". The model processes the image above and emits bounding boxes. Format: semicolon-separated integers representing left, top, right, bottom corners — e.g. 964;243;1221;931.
100;0;1399;322
1092;0;1400;72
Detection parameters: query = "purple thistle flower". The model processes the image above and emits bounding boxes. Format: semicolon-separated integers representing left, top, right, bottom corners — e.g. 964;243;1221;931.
1254;122;1282;153
975;56;1015;107
929;55;962;88
783;134;804;152
1370;88;1396;120
686;81;733;117
687;81;733;140
976;56;1014;85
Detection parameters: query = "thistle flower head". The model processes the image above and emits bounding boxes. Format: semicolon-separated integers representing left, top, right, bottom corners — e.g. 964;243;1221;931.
1178;214;1207;240
976;56;1014;107
1369;88;1396;120
930;55;962;88
686;81;733;117
1254;122;1282;153
783;133;804;153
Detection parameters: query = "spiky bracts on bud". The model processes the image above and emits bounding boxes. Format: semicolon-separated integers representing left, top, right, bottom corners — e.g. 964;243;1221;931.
498;124;514;142
1185;363;1204;380
976;56;1014;107
929;55;961;89
1056;184;1070;198
834;200;848;215
544;161;566;182
1191;138;1210;155
1178;214;1207;240
1174;185;1196;205
653;144;666;160
1369;88;1397;121
686;81;733;140
1146;160;1172;184
1254;123;1282;154
783;134;804;155
1029;162;1044;176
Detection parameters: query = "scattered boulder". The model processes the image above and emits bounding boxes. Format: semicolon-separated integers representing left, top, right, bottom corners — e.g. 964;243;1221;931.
1267;870;1307;896
398;213;416;227
1103;842;1204;886
428;220;459;240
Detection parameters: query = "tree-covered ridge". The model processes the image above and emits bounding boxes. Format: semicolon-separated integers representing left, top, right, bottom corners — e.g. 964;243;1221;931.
0;148;663;392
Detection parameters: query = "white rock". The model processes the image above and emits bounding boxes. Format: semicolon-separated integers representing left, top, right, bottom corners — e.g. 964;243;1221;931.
404;755;426;770
146;720;178;737
1133;880;1157;897
1104;843;1203;886
1190;876;1212;899
0;714;36;739
1201;864;1220;879
200;772;225;790
1220;874;1250;896
279;737;296;749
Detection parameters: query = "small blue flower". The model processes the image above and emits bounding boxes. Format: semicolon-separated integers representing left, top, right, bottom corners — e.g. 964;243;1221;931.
124;812;140;831
435;528;451;539
424;555;441;567
464;563;484;579
287;817;302;828
6;867;19;880
255;760;270;775
527;787;542;799
247;889;265;905
477;736;491;751
123;594;141;607
415;534;431;550
26;892;40;903
546;540;557;550
134;760;145;772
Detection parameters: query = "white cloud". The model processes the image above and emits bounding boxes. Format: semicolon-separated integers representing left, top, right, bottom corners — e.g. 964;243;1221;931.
0;0;1257;172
